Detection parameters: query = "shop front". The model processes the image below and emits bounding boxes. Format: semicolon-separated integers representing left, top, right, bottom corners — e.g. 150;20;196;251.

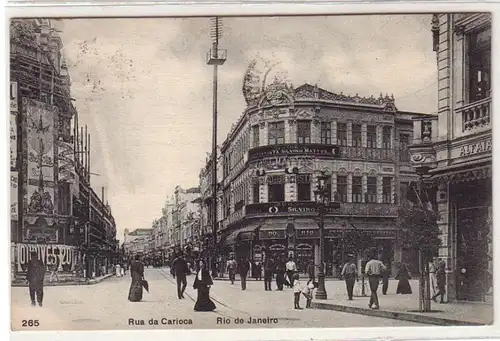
449;174;492;301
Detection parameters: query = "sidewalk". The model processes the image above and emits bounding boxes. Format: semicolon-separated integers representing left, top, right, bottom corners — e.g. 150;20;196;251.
311;279;493;326
11;273;115;287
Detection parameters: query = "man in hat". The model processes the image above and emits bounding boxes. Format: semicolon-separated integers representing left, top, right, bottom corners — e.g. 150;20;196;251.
171;252;189;299
364;249;386;309
26;251;46;307
341;255;358;300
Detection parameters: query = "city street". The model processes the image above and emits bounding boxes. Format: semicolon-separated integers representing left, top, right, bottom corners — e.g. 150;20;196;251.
11;268;427;331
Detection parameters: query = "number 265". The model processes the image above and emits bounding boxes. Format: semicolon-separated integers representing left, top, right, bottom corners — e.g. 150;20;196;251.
21;320;39;327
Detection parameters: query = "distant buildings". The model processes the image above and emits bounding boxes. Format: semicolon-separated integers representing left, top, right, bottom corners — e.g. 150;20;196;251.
10;19;119;280
409;13;492;301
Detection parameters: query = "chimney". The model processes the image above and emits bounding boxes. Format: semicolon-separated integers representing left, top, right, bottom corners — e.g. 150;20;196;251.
102;186;105;204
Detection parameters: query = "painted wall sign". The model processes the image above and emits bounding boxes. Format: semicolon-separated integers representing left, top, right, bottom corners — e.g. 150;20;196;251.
13;243;80;272
260;230;286;240
296;228;319;238
10;82;18;112
22;99;59;243
11;172;18;221
246;201;341;215
10;114;17;169
459;138;492;157
57;141;76;183
248;143;339;161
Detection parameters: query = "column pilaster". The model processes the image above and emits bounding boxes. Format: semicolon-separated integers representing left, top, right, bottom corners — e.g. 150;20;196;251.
347;173;353;203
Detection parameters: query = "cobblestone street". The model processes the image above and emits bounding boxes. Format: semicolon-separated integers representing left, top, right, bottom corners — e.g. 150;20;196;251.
11;268;427;331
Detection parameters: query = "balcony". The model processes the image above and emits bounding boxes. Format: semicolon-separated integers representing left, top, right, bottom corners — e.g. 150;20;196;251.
338;146;394;162
457;97;491;132
245;201;397;218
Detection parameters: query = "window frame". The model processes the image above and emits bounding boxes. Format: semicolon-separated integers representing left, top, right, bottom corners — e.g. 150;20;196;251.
352;124;362;147
252;125;260;148
268;121;285;145
337;175;348;202
352;176;363;203
467;25;491;103
366;176;377;203
297;120;312;144
320;121;332;145
382;177;392;203
337;123;348;146
367;125;377;148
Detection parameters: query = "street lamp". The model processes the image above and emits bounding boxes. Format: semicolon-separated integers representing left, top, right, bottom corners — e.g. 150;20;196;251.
314;171;330;300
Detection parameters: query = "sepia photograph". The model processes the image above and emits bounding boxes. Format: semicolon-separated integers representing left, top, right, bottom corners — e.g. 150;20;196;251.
8;12;493;332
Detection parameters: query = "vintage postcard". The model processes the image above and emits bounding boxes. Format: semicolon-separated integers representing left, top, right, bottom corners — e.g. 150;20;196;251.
9;13;493;334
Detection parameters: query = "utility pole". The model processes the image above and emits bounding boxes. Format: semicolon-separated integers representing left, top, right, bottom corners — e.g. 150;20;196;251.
206;17;226;277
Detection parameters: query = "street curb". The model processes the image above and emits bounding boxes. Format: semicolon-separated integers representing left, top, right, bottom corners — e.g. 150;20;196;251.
311;301;488;326
11;274;115;287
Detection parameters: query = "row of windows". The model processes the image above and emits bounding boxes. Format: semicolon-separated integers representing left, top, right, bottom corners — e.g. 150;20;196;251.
252;121;394;148
253;176;394;204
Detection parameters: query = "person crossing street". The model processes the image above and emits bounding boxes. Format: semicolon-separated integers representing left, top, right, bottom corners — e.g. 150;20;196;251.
264;256;275;291
171;252;189;299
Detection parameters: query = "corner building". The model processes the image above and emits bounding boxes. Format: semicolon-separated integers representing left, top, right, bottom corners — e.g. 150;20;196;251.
218;81;424;275
409;13;492;302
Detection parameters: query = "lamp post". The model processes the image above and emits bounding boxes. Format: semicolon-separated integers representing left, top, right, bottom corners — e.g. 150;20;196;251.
314;171;331;300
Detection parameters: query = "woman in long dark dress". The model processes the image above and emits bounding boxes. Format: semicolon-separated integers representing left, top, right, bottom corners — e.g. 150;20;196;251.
128;255;145;302
396;263;412;294
193;260;216;312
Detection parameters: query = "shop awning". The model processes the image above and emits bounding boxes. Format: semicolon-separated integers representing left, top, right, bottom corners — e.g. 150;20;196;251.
223;225;260;245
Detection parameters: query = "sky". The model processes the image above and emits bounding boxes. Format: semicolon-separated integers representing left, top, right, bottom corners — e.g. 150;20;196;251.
57;15;438;241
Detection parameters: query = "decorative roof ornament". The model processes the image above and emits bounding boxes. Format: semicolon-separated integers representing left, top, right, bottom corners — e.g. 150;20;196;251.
10;19;40;49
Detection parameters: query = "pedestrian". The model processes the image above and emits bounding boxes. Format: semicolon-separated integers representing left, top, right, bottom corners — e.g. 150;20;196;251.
275;259;286;291
301;278;318;308
255;262;262;281
307;259;315;281
395;263;412;294
364;250;386;310
286;257;297;288
26;251;46;307
193;259;216;312
292;273;302;309
264;257;275;291
226;255;237;284
429;259;437;296
238;257;251;290
128;255;145;302
432;261;447;303
171;252;189;299
381;263;390;295
341;255;358;300
115;264;122;277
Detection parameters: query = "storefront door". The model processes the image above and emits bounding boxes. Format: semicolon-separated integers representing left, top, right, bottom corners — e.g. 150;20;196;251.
454;180;492;301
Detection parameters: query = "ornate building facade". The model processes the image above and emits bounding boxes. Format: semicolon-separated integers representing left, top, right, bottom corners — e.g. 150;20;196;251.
208;74;425;275
10;19;118;280
409;13;492;301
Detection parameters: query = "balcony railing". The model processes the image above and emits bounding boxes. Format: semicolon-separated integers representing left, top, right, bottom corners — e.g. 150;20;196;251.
457;97;491;132
339;146;394;161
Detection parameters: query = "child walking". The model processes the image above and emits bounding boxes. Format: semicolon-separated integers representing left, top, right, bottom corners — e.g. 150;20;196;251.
292;273;302;309
301;279;318;308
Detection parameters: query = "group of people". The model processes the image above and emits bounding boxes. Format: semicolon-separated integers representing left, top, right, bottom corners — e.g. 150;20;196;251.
128;253;217;312
225;255;318;309
339;252;448;309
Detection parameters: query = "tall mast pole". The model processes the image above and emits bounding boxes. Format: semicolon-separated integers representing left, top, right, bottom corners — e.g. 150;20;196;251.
207;17;226;277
